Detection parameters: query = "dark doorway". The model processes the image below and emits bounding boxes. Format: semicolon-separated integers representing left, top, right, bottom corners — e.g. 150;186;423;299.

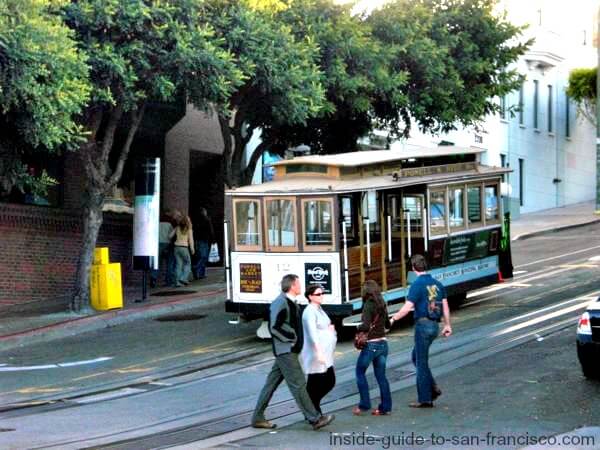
189;150;224;266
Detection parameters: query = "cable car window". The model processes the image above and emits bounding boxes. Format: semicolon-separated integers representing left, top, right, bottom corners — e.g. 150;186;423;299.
467;185;482;225
403;195;423;233
485;184;499;221
339;196;355;238
303;199;333;247
387;195;402;232
266;198;296;249
234;200;262;249
362;190;380;236
449;187;464;228
430;190;446;234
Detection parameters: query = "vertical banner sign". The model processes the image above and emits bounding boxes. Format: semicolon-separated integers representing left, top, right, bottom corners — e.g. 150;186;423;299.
133;158;160;270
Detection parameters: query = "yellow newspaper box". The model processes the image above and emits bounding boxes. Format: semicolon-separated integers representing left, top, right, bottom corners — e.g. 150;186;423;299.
93;247;110;265
90;263;123;310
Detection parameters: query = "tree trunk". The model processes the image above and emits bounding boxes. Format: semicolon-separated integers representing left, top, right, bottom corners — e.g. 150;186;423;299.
241;141;269;186
70;104;146;313
71;187;105;313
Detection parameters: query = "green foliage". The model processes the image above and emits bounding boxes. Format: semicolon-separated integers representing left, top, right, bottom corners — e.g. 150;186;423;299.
62;0;244;114
567;67;596;126
368;0;530;136
273;0;408;154
0;0;91;150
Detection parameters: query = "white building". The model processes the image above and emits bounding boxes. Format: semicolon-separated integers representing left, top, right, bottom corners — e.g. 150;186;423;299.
379;0;598;218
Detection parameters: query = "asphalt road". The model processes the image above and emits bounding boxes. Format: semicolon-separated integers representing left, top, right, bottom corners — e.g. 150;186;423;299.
0;223;598;448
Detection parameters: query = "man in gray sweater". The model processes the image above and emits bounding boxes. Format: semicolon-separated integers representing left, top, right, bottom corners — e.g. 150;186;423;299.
251;274;335;431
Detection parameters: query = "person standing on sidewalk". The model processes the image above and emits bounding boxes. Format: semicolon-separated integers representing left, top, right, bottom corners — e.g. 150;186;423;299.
151;211;175;288
353;280;392;416
170;214;194;287
251;274;335;431
192;207;214;280
390;254;452;408
301;284;337;415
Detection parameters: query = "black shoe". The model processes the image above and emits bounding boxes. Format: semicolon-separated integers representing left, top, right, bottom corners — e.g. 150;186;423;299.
432;385;442;400
409;402;433;408
312;414;335;430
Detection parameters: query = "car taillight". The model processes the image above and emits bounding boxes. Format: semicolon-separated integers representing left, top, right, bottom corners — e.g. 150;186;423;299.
577;312;592;335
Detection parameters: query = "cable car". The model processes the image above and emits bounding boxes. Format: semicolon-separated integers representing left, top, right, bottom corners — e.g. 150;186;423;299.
224;147;510;333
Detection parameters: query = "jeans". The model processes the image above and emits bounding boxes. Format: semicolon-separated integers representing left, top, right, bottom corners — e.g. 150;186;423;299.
151;243;175;286
174;246;192;285
412;319;439;403
355;340;392;413
252;352;320;424
306;366;336;414
193;240;210;278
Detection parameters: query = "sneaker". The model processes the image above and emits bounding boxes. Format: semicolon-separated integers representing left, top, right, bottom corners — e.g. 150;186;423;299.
432;385;442;401
312;414;335;430
251;420;276;429
408;402;433;408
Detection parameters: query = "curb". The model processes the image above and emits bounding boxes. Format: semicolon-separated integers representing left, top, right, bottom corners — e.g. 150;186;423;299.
0;287;226;353
511;218;600;241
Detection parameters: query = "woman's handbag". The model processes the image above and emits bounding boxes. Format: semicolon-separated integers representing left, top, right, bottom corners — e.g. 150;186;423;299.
354;312;380;350
208;243;220;263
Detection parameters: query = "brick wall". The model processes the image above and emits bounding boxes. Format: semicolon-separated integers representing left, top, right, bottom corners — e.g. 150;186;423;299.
0;203;140;306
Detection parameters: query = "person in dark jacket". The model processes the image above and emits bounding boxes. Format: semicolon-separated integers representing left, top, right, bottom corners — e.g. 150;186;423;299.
353;280;392;416
193;207;214;279
251;274;335;431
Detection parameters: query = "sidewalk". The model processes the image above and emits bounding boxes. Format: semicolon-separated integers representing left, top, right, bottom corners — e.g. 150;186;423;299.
0;200;598;352
511;200;600;241
0;268;226;352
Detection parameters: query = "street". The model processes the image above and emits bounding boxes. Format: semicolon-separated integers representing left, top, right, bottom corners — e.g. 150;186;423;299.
0;223;599;449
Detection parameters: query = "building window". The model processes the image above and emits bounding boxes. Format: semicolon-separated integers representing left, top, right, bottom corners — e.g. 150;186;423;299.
266;198;297;250
500;154;507;182
234;199;262;250
547;84;553;133
533;80;539;129
500;95;507;119
518;86;524;125
566;94;571;138
519;158;525;207
467;185;482;226
303;198;334;248
449;186;465;228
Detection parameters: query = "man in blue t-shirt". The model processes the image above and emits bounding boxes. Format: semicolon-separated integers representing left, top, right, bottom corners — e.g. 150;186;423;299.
390;254;452;407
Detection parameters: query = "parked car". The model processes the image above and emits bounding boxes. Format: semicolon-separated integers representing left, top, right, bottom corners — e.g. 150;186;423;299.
576;297;600;379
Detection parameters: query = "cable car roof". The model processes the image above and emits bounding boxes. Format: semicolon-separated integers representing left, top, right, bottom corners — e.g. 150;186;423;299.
226;164;510;196
270;146;484;168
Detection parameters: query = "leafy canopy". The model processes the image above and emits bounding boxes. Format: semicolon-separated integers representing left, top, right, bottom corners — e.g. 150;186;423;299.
0;0;90;150
62;0;244;115
567;67;596;126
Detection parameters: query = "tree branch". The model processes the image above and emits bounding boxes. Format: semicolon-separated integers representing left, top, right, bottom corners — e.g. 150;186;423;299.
100;105;124;171
242;140;269;185
218;111;234;188
108;103;146;188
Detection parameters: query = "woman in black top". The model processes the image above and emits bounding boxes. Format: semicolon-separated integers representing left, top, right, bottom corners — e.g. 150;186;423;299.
353;280;392;416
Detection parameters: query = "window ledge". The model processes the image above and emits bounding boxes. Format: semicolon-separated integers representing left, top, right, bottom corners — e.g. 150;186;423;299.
519;124;526;129
500;118;509;124
533;128;541;133
547;132;555;137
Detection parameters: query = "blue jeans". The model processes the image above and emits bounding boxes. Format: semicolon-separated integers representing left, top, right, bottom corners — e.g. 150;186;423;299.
412;319;439;403
355;340;392;413
174;246;192;285
193;240;210;278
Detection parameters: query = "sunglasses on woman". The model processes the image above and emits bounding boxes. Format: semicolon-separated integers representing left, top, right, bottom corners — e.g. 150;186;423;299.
311;292;324;296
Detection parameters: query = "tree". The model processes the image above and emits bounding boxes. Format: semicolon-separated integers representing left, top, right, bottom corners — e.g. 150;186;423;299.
61;0;244;312
0;0;90;197
567;67;596;127
367;0;530;137
272;0;407;156
205;0;327;187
